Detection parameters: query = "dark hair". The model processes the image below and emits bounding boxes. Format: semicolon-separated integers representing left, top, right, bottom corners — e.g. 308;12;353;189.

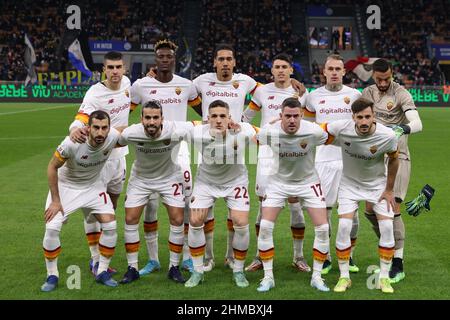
281;97;302;111
142;100;163;116
325;54;344;65
154;39;178;52
351;98;374;113
208;99;230;111
372;58;392;73
89;110;110;126
214;44;235;58
273;53;292;65
103;51;123;62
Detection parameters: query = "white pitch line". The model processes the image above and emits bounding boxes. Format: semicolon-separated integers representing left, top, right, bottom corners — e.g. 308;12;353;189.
0;136;65;141
0;105;76;116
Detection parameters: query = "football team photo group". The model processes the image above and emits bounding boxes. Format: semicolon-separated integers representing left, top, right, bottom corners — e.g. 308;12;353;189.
1;0;448;302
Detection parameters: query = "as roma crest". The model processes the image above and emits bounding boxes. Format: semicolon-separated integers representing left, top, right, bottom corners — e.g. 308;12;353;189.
387;101;394;110
344;96;350;104
175;87;182;95
125;90;130;98
232;80;240;89
300;140;308;149
369;145;378;154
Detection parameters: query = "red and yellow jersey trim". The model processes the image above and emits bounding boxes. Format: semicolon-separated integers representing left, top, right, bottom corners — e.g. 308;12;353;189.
320;123;335;145
188;96;202;108
130;103;139;112
54;151;67;163
303;108;316;118
387;149;399;159
75;112;89;124
251;125;260;134
248;101;261;111
249;82;262;96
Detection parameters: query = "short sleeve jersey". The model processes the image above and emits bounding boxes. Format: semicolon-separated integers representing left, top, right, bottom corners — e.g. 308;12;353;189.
119;121;194;181
55;129;120;189
305;85;361;162
192;123;256;185
76;76;131;159
130;75;200;121
325;119;398;189
250;83;308;127
257;120;328;184
193;73;258;122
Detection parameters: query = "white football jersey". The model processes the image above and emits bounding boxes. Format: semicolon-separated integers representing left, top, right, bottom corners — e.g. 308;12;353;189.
55;129;120;189
193;73;258;122
192;123;256;185
257;120;328;184
76;76;131;159
130;75;200;121
250;83;308;127
305;85;361;162
119;121;194;181
326;119;398;189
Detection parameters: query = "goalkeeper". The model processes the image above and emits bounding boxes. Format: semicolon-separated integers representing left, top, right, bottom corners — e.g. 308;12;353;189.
361;58;423;284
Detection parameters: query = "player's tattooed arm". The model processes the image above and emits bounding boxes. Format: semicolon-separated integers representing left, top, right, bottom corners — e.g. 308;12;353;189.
45;155;66;222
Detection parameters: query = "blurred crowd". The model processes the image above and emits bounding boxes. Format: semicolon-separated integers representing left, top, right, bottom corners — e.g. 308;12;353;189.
0;0;447;86
193;0;306;82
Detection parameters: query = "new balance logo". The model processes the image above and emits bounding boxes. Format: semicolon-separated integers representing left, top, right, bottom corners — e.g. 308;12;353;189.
209;82;216;86
150;90;157;94
268;96;275;100
108;99;114;104
81;155;88;159
344;142;351;146
319;100;326;104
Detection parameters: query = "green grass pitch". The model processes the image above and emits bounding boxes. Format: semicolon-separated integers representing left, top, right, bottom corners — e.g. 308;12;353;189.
0;102;449;300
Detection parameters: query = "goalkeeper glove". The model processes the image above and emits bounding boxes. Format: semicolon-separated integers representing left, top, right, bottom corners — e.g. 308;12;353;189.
392;124;411;138
405;184;435;217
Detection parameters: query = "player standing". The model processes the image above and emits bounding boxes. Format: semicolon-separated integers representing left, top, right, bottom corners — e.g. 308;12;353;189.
69;51;130;276
41;111;120;291
193;44;306;271
184;100;256;288
361;58;423;283
324;98;399;293
241;53;310;273
117;101;195;284
130;39;201;275
303;54;362;275
256;98;331;292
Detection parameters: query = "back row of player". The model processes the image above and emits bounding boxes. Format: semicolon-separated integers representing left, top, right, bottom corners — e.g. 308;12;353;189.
41;39;422;292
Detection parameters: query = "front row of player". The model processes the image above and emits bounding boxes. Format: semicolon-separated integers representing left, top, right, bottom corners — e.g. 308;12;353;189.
41;97;400;294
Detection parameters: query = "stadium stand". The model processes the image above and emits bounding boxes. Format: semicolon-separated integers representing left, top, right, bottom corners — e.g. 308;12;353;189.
0;0;448;85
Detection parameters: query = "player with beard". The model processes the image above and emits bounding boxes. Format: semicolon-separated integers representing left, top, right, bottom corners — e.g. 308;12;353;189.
361;58;423;283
